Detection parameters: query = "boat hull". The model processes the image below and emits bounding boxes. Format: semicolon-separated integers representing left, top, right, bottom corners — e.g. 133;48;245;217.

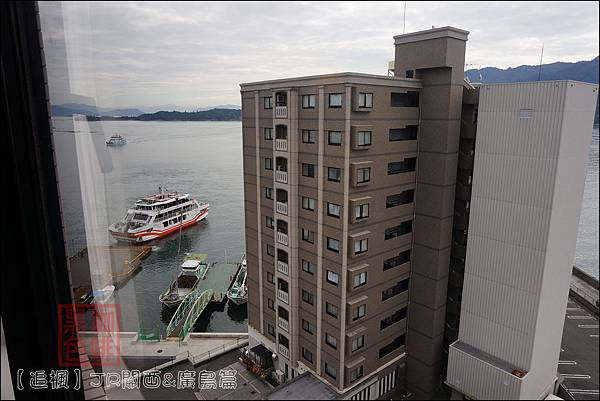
227;296;247;306
110;207;208;243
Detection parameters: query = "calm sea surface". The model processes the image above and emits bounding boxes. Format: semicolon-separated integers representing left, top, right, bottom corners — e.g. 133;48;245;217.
52;120;599;336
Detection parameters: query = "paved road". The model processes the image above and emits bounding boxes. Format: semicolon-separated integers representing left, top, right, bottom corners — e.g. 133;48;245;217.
559;299;599;400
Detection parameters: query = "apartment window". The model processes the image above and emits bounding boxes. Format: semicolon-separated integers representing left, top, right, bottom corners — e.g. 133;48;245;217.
357;131;372;146
351;335;365;352
302;163;315;177
352;304;366;321
264;96;273;109
327;202;341;218
302;196;316;211
380;307;407;330
329;93;343;108
264;157;273;170
267;323;276;337
302;94;316;109
350;365;364;383
328;131;342;146
266;244;275;257
326;270;339;286
325;363;337;379
302;319;315;335
302;289;314;305
265;187;273;200
382;279;410;301
326;302;338;318
387;158;417;175
356;167;371;184
386;190;415;208
267;271;275;285
354;238;368;255
327;237;340;253
379;335;406;358
389;126;417;141
353;271;367;288
384;220;413;240
358;92;373;108
265;216;274;229
302;347;314;363
390;91;419;107
355;203;369;220
325;333;338;349
302;129;317;144
302;228;315;244
264;127;273;140
267;298;275;311
302;259;315;274
383;250;411;271
328;167;341;182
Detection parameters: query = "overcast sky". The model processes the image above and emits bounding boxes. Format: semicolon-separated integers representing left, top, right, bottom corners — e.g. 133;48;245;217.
39;1;599;110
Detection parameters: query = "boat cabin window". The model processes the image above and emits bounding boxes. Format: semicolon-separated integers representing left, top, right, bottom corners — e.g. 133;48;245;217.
133;213;149;221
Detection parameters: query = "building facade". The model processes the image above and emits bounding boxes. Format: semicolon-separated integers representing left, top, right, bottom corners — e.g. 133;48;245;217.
240;26;598;400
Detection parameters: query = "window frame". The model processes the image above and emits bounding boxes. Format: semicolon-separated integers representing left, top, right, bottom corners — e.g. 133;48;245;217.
264;127;273;140
354;238;368;255
358;92;373;109
264;96;273;109
328;93;343;108
302;163;316;178
302;94;316;109
302;129;317;144
357;130;372;146
327;202;341;218
356;167;371;184
353;271;367;288
327;237;340;253
326;270;340;286
355;203;369;220
327;167;341;182
328;131;342;146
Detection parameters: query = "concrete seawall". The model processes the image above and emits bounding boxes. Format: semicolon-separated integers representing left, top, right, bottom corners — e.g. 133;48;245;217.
571;266;599;316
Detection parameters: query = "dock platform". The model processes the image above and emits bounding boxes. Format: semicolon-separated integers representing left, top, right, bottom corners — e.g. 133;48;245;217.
165;260;242;339
200;262;241;302
70;245;151;301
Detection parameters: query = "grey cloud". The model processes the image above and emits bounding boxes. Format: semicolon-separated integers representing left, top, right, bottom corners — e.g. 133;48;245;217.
39;1;599;109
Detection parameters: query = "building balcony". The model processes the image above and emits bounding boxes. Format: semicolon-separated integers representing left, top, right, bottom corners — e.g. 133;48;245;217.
276;231;288;246
275;139;288;152
275;170;288;184
278;317;289;332
278;343;290;359
276;201;288;216
277;260;289;276
277;289;289;305
275;106;288;119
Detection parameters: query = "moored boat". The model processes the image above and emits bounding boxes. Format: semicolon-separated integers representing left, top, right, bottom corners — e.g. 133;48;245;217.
109;187;209;243
159;254;210;308
89;284;115;304
226;256;247;306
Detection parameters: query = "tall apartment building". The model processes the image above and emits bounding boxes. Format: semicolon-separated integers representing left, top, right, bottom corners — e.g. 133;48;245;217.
240;26;598;400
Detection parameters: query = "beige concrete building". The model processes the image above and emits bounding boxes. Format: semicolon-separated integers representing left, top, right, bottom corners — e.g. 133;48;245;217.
240;26;597;400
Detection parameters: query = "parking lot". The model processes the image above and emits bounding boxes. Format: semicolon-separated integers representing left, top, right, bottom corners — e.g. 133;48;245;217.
559;300;599;400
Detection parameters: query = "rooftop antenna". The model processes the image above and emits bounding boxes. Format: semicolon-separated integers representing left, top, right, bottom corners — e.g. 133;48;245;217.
403;1;407;34
538;43;544;81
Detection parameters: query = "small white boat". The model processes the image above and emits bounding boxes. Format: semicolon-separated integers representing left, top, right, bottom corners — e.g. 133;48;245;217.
106;134;127;146
227;256;247;306
91;285;115;304
159;254;210;308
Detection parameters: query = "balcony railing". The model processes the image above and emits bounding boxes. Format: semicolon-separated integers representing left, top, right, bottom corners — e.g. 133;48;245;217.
278;317;289;332
278;343;290;359
277;289;289;305
275;171;288;184
276;231;288;246
276;201;288;216
275;106;288;119
275;139;288;152
277;260;289;275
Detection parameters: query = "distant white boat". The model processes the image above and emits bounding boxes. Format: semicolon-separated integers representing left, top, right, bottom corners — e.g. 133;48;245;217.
226;256;247;306
106;134;127;146
159;254;210;308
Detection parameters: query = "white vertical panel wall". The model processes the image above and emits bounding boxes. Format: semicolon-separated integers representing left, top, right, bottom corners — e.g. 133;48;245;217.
446;81;599;400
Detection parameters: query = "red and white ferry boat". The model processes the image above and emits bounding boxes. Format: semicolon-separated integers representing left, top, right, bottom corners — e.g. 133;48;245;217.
109;188;209;243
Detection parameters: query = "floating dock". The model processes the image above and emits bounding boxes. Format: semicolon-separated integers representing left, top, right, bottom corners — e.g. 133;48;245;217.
70;245;152;301
166;260;242;340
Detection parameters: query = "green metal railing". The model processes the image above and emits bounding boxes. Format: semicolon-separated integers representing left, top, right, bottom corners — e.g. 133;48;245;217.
166;288;214;339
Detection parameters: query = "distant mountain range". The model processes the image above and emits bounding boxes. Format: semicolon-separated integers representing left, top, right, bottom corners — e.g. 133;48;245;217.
465;57;598;84
85;108;241;122
50;103;241;118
